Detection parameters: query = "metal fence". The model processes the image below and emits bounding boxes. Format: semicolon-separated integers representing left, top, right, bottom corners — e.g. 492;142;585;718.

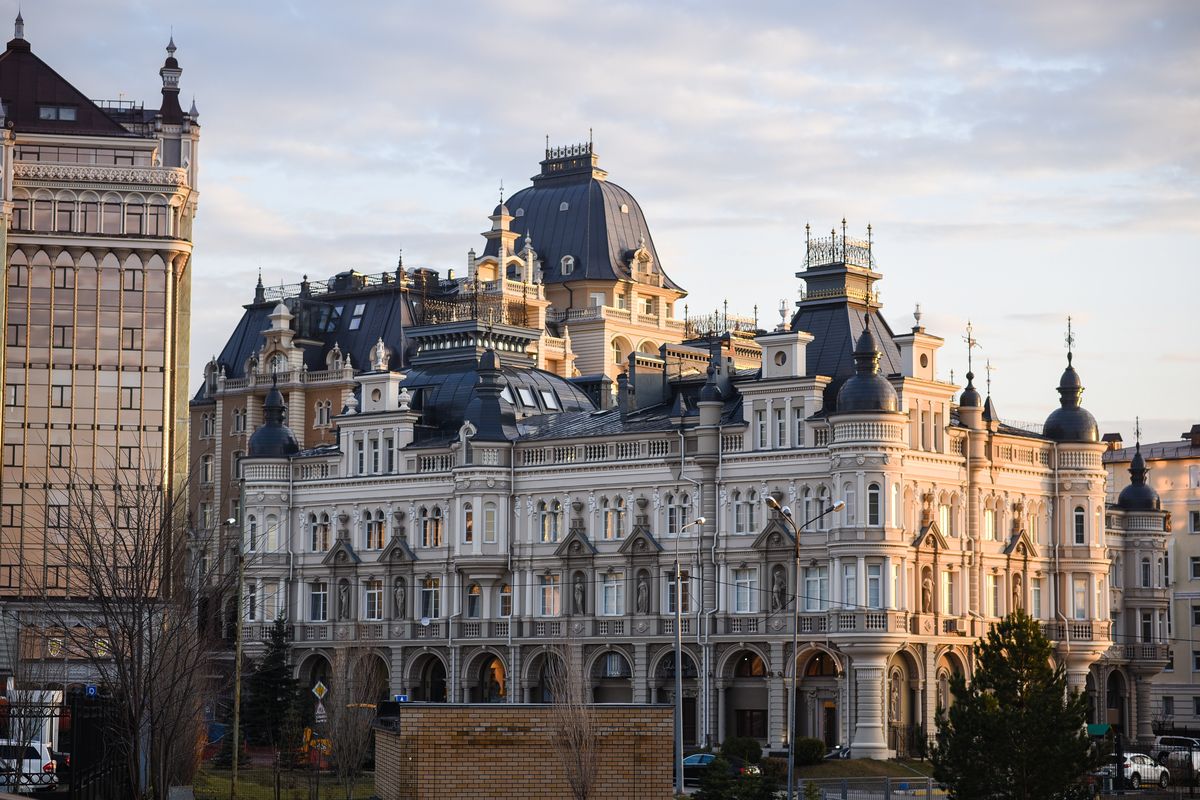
192;760;374;800
797;778;947;799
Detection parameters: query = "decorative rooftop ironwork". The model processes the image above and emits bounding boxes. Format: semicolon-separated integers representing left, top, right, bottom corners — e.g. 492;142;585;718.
803;220;877;270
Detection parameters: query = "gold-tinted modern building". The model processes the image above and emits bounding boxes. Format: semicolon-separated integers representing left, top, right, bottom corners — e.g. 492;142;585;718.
0;14;200;672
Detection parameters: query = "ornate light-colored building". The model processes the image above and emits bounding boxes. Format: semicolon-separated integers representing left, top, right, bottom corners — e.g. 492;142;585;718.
211;148;1166;756
0;13;200;675
1106;425;1200;730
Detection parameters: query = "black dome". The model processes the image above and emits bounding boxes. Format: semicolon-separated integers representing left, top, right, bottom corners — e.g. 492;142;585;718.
248;385;299;458
959;371;982;408
492;203;510;217
836;319;897;413
1044;361;1098;443
1117;447;1160;511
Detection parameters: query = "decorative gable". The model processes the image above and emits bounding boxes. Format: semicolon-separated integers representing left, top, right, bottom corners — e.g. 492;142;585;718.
555;528;598;559
321;537;361;568
379;535;417;564
1004;529;1039;559
618;525;663;558
751;518;796;553
911;522;949;552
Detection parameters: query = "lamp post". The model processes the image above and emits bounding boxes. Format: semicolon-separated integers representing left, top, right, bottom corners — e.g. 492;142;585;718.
674;515;706;797
227;517;244;800
765;495;845;800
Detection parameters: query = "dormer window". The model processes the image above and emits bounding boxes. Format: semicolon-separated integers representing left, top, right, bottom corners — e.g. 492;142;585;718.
515;208;525;217
560;255;575;275
620;204;629;214
38;105;76;121
517;387;536;407
540;391;560;411
348;303;366;331
559;202;569;212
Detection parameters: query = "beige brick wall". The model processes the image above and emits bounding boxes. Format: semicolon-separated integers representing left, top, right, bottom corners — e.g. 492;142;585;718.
375;703;673;800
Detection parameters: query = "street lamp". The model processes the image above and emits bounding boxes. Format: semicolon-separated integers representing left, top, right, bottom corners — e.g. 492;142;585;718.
765;495;845;800
673;515;706;797
226;517;244;800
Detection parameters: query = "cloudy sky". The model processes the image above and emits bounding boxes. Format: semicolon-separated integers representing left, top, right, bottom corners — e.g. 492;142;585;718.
23;0;1198;443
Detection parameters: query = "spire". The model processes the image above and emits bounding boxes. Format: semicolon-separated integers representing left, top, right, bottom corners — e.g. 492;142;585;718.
1130;416;1147;480
14;9;23;40
253;270;265;304
189;96;198;118
1065;315;1075;366
158;33;184;124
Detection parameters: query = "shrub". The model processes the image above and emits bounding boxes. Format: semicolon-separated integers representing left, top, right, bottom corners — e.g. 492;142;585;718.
794;737;827;766
721;736;763;764
760;756;788;783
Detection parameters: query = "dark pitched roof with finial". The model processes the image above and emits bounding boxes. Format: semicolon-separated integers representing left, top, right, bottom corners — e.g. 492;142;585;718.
0;27;137;136
247;377;300;458
481;144;683;291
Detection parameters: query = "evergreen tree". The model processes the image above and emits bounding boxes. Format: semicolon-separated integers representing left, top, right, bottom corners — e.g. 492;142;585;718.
243;617;298;746
933;610;1095;800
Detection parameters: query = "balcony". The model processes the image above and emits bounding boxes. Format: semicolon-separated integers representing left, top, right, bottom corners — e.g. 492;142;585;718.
13;160;189;188
1040;620;1112;643
1106;642;1170;663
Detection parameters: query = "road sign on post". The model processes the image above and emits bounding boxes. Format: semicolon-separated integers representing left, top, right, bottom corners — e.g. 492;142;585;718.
314;700;327;724
312;680;327;701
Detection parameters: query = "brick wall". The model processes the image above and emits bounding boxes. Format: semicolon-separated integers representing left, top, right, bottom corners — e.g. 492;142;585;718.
374;703;673;799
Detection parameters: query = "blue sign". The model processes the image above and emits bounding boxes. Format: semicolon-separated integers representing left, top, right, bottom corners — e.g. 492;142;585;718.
395;694;409;703
85;685;98;697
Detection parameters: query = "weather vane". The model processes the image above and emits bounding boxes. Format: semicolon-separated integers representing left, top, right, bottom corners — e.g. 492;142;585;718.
985;359;995;395
1135;415;1141;445
1064;315;1075;364
963;320;979;376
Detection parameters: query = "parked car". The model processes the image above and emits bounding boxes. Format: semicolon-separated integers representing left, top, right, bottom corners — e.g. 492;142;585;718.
677;753;761;786
1154;735;1200;769
0;740;58;792
825;744;851;760
1099;753;1169;790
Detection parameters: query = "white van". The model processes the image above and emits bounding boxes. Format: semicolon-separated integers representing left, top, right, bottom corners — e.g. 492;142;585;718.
0;740;58;793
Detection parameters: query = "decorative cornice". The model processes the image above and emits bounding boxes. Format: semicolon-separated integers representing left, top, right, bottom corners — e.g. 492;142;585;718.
14;161;189;187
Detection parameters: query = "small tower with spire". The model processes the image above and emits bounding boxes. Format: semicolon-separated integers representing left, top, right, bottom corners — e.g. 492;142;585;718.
13;9;23;40
158;35;184;125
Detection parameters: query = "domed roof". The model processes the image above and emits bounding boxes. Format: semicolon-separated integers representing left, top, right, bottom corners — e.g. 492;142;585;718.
959;371;982;408
836;316;898;413
1043;357;1098;443
699;364;722;402
492;202;510;217
248;382;300;458
1117;445;1160;511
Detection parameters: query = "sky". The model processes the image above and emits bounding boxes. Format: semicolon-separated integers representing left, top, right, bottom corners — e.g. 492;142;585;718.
19;0;1199;444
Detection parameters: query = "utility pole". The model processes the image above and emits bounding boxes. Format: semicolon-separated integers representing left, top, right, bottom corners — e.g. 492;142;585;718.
228;519;245;800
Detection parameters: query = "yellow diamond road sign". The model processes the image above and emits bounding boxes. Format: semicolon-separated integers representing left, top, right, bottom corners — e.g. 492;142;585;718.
312;680;327;700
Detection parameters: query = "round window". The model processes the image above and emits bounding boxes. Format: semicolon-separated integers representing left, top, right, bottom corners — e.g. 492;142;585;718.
919;353;929;368
774;352;787;366
371;388;382;402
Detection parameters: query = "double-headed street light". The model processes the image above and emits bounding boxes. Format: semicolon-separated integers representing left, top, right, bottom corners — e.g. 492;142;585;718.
673;515;706;797
765;495;845;800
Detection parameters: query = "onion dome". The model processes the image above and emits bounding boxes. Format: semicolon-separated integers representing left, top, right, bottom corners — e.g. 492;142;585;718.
1043;353;1098;443
836;315;898;412
1117;443;1160;511
959;372;981;408
248;377;299;458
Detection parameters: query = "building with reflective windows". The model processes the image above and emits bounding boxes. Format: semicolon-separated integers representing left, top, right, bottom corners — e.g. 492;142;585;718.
201;145;1167;755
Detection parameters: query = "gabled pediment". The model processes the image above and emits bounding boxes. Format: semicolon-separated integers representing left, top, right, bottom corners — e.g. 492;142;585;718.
912;522;949;552
618;525;663;557
379;535;417;564
1004;529;1039;559
555;528;597;559
751;518;796;552
321;537;361;567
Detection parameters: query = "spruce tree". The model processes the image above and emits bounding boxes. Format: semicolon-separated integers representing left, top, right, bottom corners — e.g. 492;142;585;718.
244;617;298;746
933;610;1095;800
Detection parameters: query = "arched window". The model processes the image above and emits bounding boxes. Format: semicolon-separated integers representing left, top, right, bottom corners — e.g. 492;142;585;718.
365;509;385;550
867;483;881;527
603;497;625;540
733;489;758;534
983;506;996;541
245;515;258;552
1141;558;1152;588
1073;506;1086;545
498;583;512;617
938;502;951;536
733;652;766;678
315;400;331;428
419;507;442;548
667;493;690;535
539;500;562;543
817;487;831;530
463;503;474;544
232;407;246;434
802;487;813;522
560;255;575;275
310;512;330;552
466;583;482;618
611;339;623;366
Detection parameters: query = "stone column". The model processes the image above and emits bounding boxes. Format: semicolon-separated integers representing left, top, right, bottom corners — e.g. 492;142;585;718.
846;645;891;759
1134;671;1155;746
632;642;649;704
715;680;727;744
768;641;787;751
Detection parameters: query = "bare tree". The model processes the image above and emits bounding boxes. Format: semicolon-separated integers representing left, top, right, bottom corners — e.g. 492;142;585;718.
26;456;233;799
324;648;384;800
547;644;598;800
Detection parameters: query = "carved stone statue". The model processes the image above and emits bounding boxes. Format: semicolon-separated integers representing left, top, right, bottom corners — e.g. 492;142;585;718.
636;574;650;614
889;673;901;723
771;566;787;612
921;577;933;613
338;580;350;620
393;577;406;619
1012;575;1023;610
573;573;586;615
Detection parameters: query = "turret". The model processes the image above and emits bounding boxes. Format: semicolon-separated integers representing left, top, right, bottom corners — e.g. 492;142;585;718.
158;36;184;125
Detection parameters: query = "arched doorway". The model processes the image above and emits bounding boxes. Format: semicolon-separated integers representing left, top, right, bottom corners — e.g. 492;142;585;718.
655;651;699;746
410;653;447;702
886;650;921;758
724;649;769;742
1106;670;1128;735
526;651;565;703
476;654;507;703
590;650;633;703
798;650;841;747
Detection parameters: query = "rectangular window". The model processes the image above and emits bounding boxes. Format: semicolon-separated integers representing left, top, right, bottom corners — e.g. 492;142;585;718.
5;383;24;407
867;564;882;609
1142;611;1154;643
56;204;74;232
355;440;365;475
49;444;68;468
842;564;857;608
483;504;497;543
1191;511;1200;533
370;438;380;473
52;324;72;348
245;582;258;621
920;410;929;450
124;204;144;235
942;570;956;616
1073;577;1088;621
5;324;25;347
1163;696;1175;717
364;580;383;621
3;444;22;467
602;573;624;616
118;445;138;469
1031;578;1042;619
539;574;561;617
384;437;395;472
983;509;995;541
775;408;786;448
121;327;142;350
1193;605;1200;627
733;568;756;614
1074;508;1086;545
421;577;441;619
668;569;692;614
310;582;328;622
120;386;140;409
755;410;766;449
38;105;77;121
794;407;804;447
463;506;474;544
81;201;99;233
51;384;71;408
1191;557;1200;580
804;566;829;612
939;504;951;536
